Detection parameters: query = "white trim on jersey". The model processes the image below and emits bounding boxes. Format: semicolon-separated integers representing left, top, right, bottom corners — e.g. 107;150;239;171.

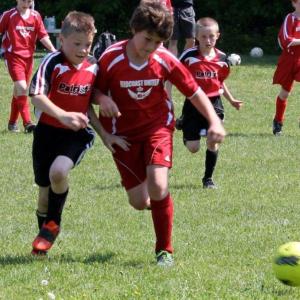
179;46;198;61
34;51;60;95
152;53;171;73
107;53;125;71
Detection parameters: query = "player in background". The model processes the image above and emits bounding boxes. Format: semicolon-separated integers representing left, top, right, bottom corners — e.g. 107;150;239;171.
176;17;243;189
94;1;225;266
272;0;300;135
0;0;56;133
168;0;195;57
29;11;127;256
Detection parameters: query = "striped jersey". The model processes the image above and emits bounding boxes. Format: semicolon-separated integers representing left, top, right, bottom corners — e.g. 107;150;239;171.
96;40;199;140
0;8;48;57
29;51;98;128
179;47;230;98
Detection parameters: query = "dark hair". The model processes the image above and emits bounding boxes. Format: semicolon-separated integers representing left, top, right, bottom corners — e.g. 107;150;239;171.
130;0;173;40
61;11;95;37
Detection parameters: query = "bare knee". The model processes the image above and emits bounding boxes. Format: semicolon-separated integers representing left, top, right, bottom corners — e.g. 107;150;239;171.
185;141;200;153
49;168;68;185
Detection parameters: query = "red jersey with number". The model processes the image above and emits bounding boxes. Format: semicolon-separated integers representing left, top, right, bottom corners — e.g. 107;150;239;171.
96;40;200;140
0;8;48;58
278;13;300;56
29;51;99;128
179;47;230;98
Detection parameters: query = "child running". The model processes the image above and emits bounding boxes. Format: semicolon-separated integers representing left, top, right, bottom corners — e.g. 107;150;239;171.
0;0;56;133
176;17;242;189
94;1;225;266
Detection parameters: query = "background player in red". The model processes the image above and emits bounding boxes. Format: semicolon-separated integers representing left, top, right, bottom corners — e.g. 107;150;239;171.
272;0;300;136
0;0;56;133
28;11;128;255
176;17;242;189
94;1;225;266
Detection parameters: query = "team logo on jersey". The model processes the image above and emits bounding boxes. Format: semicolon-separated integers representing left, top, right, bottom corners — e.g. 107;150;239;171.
120;79;159;101
58;83;91;95
196;71;217;79
16;25;34;38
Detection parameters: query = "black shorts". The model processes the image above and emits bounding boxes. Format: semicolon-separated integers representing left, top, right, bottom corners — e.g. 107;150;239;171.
171;6;196;40
32;122;95;187
181;96;224;142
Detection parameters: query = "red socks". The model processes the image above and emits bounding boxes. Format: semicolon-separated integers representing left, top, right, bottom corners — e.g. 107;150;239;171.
275;96;287;124
9;97;20;124
14;95;31;125
150;193;174;253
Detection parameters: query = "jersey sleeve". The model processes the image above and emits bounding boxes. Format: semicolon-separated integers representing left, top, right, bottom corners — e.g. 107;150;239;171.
29;53;55;96
0;11;9;35
35;11;49;40
168;57;199;98
278;13;294;50
95;54;111;94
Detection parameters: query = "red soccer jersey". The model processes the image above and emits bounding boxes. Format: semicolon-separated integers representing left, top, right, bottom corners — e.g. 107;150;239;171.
278;12;300;56
96;40;199;140
179;47;230;98
0;8;48;58
29;51;98;128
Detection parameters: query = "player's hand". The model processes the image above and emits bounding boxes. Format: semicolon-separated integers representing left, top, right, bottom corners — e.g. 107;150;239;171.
99;94;121;118
60;112;89;131
101;133;130;153
207;121;226;144
231;99;243;110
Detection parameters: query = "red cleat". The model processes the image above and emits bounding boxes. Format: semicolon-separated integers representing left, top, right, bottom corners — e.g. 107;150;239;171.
32;221;60;252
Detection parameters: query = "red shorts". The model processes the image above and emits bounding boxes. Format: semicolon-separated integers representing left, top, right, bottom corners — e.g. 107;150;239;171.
112;127;173;190
4;53;33;83
273;52;300;92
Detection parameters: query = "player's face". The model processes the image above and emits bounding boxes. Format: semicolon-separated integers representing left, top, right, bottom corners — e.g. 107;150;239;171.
196;25;220;54
16;0;33;12
130;30;164;61
60;32;94;65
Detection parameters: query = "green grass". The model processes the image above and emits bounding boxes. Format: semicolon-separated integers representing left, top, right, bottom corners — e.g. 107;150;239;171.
0;54;300;299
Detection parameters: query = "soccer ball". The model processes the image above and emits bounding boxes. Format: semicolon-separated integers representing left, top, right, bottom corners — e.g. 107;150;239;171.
227;53;241;66
250;47;263;58
273;242;300;286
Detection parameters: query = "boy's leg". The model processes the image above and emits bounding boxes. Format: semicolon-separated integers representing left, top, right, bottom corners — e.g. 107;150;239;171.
273;88;289;135
147;165;174;267
32;156;73;252
36;186;49;229
8;96;20;132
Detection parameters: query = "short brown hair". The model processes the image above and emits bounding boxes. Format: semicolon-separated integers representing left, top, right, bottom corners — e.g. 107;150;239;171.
61;11;95;37
196;17;219;35
130;0;173;40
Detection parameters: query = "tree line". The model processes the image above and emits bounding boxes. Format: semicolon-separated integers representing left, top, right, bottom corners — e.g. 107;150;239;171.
0;0;291;54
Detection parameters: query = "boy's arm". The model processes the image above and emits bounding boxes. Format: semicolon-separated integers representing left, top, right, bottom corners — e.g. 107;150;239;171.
88;105;130;153
31;94;89;131
222;82;243;110
40;36;56;52
189;89;226;143
92;89;121;118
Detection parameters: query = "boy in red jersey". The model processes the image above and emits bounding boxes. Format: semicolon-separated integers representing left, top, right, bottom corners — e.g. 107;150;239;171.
29;11;127;256
94;1;225;266
176;17;242;189
272;0;300;135
0;0;56;133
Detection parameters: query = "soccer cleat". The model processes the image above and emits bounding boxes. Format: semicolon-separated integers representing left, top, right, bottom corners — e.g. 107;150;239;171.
175;116;183;130
273;119;283;136
156;250;174;267
202;177;217;189
8;123;20;133
32;221;60;252
24;122;36;133
31;249;48;256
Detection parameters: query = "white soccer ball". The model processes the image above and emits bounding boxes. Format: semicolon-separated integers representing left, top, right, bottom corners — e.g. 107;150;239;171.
227;53;241;66
250;47;263;58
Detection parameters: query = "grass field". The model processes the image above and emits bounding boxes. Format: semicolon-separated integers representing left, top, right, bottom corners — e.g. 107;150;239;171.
0;54;300;299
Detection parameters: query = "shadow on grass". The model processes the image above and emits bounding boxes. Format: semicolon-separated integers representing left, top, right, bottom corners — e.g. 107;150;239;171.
0;251;116;266
227;132;295;138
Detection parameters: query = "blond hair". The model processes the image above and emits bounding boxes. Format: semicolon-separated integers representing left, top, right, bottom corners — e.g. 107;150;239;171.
196;17;219;35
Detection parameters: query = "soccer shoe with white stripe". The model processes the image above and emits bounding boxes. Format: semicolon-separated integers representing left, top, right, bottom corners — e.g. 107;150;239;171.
156;250;174;267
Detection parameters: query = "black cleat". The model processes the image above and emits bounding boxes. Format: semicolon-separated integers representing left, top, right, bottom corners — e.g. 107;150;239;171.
202;177;217;189
175;116;183;130
273;119;282;136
